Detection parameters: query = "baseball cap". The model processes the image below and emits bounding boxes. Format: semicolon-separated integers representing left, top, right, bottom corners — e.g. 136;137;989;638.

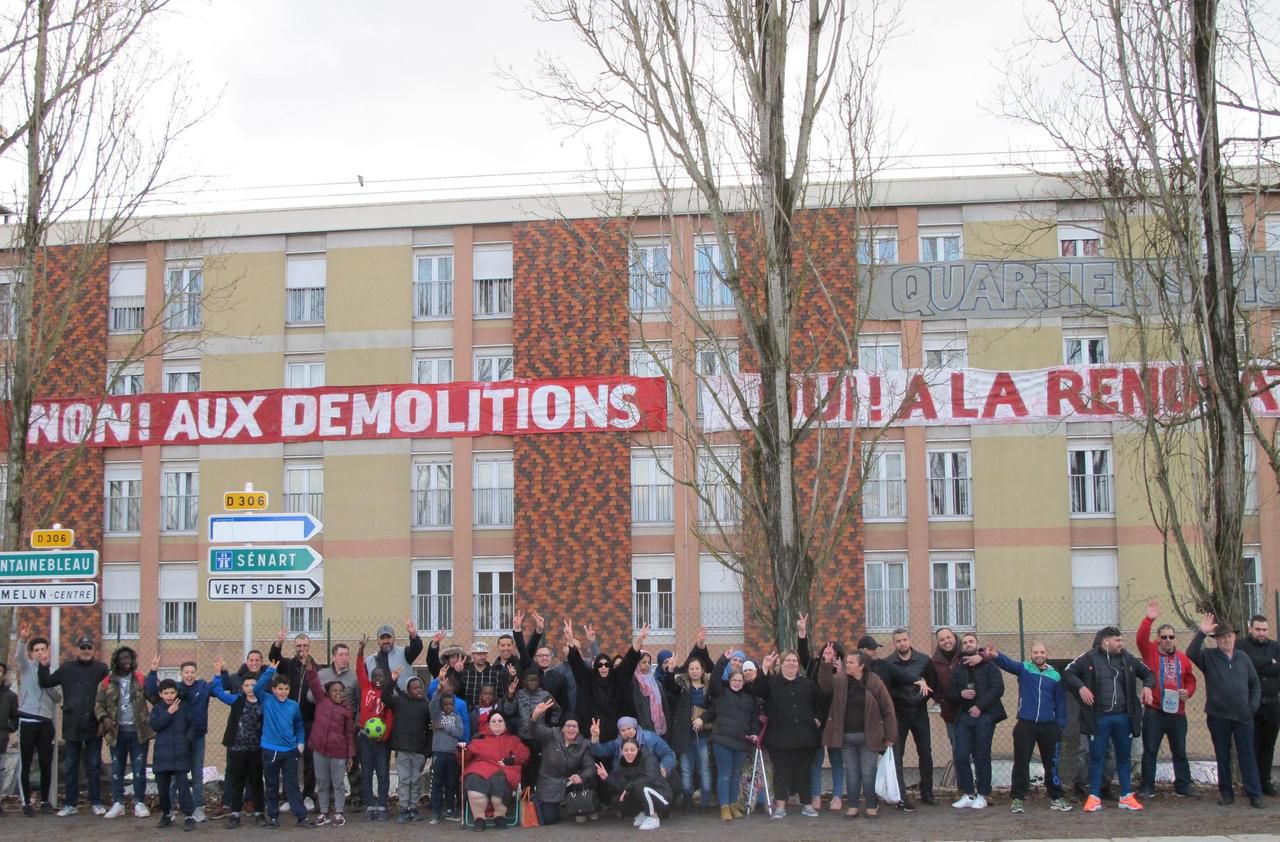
376;624;394;638
857;634;881;650
75;634;95;648
471;641;489;654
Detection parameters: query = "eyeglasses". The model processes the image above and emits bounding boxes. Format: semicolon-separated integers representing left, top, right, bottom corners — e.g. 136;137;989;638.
1159;635;1177;640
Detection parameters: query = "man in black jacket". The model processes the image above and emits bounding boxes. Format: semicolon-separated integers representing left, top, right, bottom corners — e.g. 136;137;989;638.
1240;614;1280;796
947;633;1006;810
1063;626;1155;813
38;633;110;816
886;627;939;810
1187;615;1263;807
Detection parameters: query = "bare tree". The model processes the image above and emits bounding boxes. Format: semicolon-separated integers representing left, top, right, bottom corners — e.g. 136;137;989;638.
522;0;901;649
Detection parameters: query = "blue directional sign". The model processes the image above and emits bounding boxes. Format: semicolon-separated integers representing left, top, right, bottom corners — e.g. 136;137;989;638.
208;512;323;544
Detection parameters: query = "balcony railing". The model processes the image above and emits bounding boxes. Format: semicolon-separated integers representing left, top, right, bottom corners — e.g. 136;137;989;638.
285;604;324;637
1072;586;1119;628
474;487;514;527
164;293;201;331
161;494;199;533
631;484;674;524
932;587;975;629
629;271;670;312
109;296;146;333
474;277;513;317
695;270;735;310
1070;473;1114;515
863;478;906;520
928;477;971;517
634;590;675;633
698;483;741;527
286;288;326;324
412;489;453;528
474;592;515;634
699;592;744;635
103;600;141;641
414;593;453;632
105;494;142;534
414;279;453;318
866;587;909;630
285;492;324;521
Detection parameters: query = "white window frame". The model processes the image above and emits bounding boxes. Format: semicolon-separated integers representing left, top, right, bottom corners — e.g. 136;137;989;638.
923;333;967;369
858;334;902;372
698;554;743;635
629;240;671;312
284;598;324;638
164;264;202;332
919;228;962;263
413;352;454;385
857;229;899;266
473;455;514;528
927;448;972;520
1245;441;1258;513
107;361;145;397
108;262;147;334
412;460;453;530
286;358;325;389
930;556;975;630
105;463;142;535
158;563;198;640
697;445;741;528
285;253;326;325
863;445;906;521
284;461;323;521
414;251;454;319
473;558;515;635
696;339;739;417
694;238;734;310
474;347;514;382
1266;214;1280;252
1068;444;1114;517
103;563;141;640
161;466;199;533
632;555;675;634
1057;223;1104;257
163;363;201;393
1071;550;1119;628
630;342;673;417
473;244;514;318
1244;550;1263;618
1065;335;1108;365
412;559;454;633
631;448;674;525
865;556;909;631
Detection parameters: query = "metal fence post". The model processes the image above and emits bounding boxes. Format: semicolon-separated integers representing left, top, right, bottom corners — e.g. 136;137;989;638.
1274;589;1279;625
1017;598;1025;662
327;617;332;660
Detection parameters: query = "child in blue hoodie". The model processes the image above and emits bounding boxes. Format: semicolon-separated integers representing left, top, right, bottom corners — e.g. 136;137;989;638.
259;661;311;828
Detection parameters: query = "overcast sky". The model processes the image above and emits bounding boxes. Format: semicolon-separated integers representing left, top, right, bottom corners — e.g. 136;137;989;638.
149;0;1043;211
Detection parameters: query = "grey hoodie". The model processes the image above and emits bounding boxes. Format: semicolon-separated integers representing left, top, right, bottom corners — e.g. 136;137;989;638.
16;642;59;720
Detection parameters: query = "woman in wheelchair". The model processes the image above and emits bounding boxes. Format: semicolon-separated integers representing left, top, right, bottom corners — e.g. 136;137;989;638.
462;712;529;831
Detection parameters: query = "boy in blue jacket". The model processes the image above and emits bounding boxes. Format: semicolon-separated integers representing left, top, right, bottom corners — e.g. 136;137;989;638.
146;655;215;821
260;663;311;828
150;679;196;832
991;642;1070;813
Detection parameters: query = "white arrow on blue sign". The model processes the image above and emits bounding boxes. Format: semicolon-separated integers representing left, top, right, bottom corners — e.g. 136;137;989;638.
208;512;323;544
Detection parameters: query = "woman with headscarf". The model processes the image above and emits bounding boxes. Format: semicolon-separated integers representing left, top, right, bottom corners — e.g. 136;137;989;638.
595;738;673;831
751;649;826;819
816;647;897;819
461;711;529;831
631;648;670;739
528;698;596;825
566;621;644;744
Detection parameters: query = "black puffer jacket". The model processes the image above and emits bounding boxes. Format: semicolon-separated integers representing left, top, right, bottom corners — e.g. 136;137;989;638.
605;748;672;802
568;646;640;744
704;681;758;752
750;670;824;751
531;720;595;803
38;658;109;741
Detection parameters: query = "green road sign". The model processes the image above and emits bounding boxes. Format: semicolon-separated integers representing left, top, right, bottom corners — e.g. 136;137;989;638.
0;550;97;580
208;545;322;575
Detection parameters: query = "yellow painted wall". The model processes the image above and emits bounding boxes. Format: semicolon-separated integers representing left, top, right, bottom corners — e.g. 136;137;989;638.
327;348;409;387
963;219;1057;261
202;252;284;339
203;352;284;390
327;246;413;333
968;325;1064;370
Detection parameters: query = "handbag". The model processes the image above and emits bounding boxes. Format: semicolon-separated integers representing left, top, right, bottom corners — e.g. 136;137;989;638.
561;783;599;817
520;788;541;828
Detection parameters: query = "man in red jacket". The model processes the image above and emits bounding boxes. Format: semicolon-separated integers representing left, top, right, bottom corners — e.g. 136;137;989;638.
1136;598;1197;798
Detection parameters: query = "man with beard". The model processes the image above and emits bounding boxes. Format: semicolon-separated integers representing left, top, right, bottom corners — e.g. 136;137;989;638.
886;628;938;811
1135;599;1197;799
40;634;110;816
990;641;1071;813
947;633;1005;810
931;629;961;749
1239;614;1280;796
1188;614;1263;808
366;619;424;693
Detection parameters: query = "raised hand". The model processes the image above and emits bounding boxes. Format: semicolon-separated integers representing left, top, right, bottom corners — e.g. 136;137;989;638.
594;762;608;780
17;622;29;641
168;700;181;714
1146;599;1160;621
275;628;287;645
213;656;226;674
821;642;836;663
562;618;573;640
270;659;281;670
590;718;601;741
637;623;651;647
432;629;447;645
796;613;808;638
438;666;449;681
761;650;779;673
1200;613;1217;636
532;611;546;633
583;623;597;644
151;654;161;671
513;611;525;631
391;668;402;684
532;698;555;720
405;616;418;638
696;626;707;648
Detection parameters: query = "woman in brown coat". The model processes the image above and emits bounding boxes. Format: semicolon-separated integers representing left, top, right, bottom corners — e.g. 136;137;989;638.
815;647;897;818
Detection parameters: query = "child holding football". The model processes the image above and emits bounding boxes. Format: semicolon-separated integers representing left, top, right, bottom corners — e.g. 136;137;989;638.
355;636;394;820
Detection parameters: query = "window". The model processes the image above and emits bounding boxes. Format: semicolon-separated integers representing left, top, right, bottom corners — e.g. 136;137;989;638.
695;239;734;310
928;449;971;518
1069;446;1113;516
633;556;675;633
629;242;671;312
696;340;739;416
105;464;142;534
1071;551;1118;628
103;564;141;639
857;231;899;265
414;353;454;385
923;333;967;369
284;599;323;637
109;263;146;333
631;448;673;524
474;559;514;634
414;252;454;318
164;265;202;331
413;561;453;632
412;461;452;529
699;554;743;635
1244;552;1262;618
863;446;906;520
161;467;198;533
473;245;513;317
164;364;201;393
474;348;514;382
630;343;673;416
919;230;962;262
1267;214;1280;252
931;557;974;629
284;462;323;520
697;446;741;527
474;456;514;527
1065;336;1108;365
286;253;326;324
1245;442;1258;513
159;564;197;639
858;334;902;372
107;362;144;396
1058;224;1103;257
286;359;325;389
866;558;909;630
0;271;15;338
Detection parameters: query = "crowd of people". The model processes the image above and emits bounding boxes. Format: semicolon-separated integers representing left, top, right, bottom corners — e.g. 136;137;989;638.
0;599;1277;831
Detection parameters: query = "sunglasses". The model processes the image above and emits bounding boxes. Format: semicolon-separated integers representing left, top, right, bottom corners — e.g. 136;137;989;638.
78;644;94;651
1159;635;1176;640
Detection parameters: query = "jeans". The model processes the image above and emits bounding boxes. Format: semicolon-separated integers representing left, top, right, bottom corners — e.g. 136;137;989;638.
839;733;878;808
314;751;347;814
156;770;193;818
64;735;104;807
19;718;55;805
110;730;148;805
679;734;712;804
769;746;811;802
536;799;561;825
1011;720;1064;800
1141;708;1190;794
894;705;932;798
224;749;263;815
263;748;306;820
171;734;205;807
1208;714;1262;799
954;713;996;796
711;743;746;807
358;734;391;810
1089;713;1132;797
396;751;426;811
431;750;459;815
810;745;844;800
1254;700;1280;788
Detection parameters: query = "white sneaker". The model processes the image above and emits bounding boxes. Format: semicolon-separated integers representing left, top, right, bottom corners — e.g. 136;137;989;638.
638;815;660;831
104;802;125;819
952;795;976;809
134;802;150;818
303;798;315;813
971;795;987;810
91;804;108;816
633;812;646;827
57;805;78;817
193;806;205;822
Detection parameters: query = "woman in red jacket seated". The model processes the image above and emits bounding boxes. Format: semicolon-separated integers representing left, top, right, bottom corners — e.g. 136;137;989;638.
463;712;529;831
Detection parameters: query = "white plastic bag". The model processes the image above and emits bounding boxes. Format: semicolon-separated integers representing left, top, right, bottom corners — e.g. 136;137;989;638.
875;747;901;804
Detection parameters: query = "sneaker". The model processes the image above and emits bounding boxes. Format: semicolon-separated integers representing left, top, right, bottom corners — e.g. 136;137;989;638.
1010;798;1024;813
445;809;460;822
574;815;587;823
22;804;34;817
971;795;987;810
638;815;660;831
42;802;56;815
264;816;280;828
315;814;331;827
633;812;646;827
296;816;314;827
303;797;315;813
800;805;819;817
157;815;173;828
225;815;241;828
193;806;206;822
364;809;378;822
1083;795;1102;812
105;802;126;819
1137;789;1155;800
1118;794;1143;811
184;817;196;832
333;814;346;827
919;794;938;806
429;813;442;825
397;811;412;824
92;804;108;816
896;798;915;812
1251;796;1266;809
134;802;151;818
769;809;786;819
57;805;78;817
1050;798;1073;812
952;795;976;809
1264;784;1279;797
